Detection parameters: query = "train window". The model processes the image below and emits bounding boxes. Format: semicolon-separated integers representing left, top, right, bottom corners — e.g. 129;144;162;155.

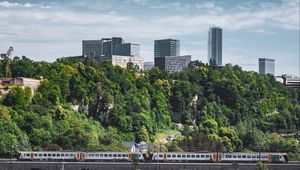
113;154;117;157
247;155;251;158
192;155;195;158
257;155;260;158
233;155;236;158
39;154;42;157
167;155;171;158
61;154;65;156
201;155;204;158
52;154;55;156
104;154;108;157
252;155;256;158
96;154;99;157
56;154;60;156
118;154;121;157
187;155;190;158
26;154;30;157
226;155;232;158
43;154;47;157
109;154;112;157
122;154;126;157
159;154;163;158
238;155;241;158
182;155;186;158
242;155;246;158
172;155;176;158
66;154;69;157
125;154;128;157
206;155;209;158
196;155;200;158
34;154;37;156
100;154;103;157
48;154;51;156
178;155;181;158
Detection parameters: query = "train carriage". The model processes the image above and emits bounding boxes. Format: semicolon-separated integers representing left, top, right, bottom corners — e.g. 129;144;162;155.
221;152;287;163
19;151;79;161
152;152;216;162
84;152;143;162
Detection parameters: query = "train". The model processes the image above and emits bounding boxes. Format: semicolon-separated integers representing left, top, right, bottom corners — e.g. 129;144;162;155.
18;151;288;163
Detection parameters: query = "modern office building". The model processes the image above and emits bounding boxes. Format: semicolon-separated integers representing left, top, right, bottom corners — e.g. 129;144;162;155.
208;27;222;66
82;40;102;59
144;62;154;71
101;37;124;60
155;55;191;73
259;58;275;75
154;39;180;58
82;37;139;61
115;43;140;56
112;55;144;71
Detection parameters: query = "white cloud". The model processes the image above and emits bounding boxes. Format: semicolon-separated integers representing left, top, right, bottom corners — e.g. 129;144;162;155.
0;1;50;9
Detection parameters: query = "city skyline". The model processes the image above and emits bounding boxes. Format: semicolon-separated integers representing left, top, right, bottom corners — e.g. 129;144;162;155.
0;0;299;76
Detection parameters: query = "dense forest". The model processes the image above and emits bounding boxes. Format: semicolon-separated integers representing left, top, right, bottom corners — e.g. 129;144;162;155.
0;56;299;159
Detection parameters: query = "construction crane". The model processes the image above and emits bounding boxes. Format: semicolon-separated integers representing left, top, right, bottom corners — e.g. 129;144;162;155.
1;46;13;78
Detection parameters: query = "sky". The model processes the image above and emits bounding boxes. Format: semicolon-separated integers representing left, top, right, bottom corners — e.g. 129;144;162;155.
0;0;299;76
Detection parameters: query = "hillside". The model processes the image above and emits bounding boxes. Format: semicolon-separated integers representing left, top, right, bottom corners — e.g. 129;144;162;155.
0;56;299;159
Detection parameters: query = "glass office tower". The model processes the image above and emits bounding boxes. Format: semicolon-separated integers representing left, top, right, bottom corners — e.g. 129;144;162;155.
259;58;275;75
208;27;222;66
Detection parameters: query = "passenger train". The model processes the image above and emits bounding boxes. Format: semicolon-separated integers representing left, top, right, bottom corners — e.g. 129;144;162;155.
18;151;288;163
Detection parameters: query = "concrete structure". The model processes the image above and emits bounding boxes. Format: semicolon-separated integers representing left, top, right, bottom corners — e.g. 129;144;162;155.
154;39;180;58
259;58;275;75
82;40;102;59
155;55;191;73
208;27;222;66
0;77;41;97
144;62;154;71
82;37;140;61
115;43;140;56
112;55;144;71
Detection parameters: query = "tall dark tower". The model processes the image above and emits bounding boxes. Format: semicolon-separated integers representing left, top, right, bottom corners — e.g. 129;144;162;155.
208;27;222;66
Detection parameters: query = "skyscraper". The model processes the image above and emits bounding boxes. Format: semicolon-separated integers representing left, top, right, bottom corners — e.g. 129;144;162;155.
208;27;222;66
259;58;275;75
154;39;180;58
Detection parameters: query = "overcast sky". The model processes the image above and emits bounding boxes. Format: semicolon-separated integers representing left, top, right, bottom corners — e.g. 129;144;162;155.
0;0;299;76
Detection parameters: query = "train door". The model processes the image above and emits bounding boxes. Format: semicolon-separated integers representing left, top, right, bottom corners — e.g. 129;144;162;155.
217;153;222;162
128;153;131;161
80;152;85;161
30;153;34;161
212;153;217;162
76;153;80;161
163;153;167;161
